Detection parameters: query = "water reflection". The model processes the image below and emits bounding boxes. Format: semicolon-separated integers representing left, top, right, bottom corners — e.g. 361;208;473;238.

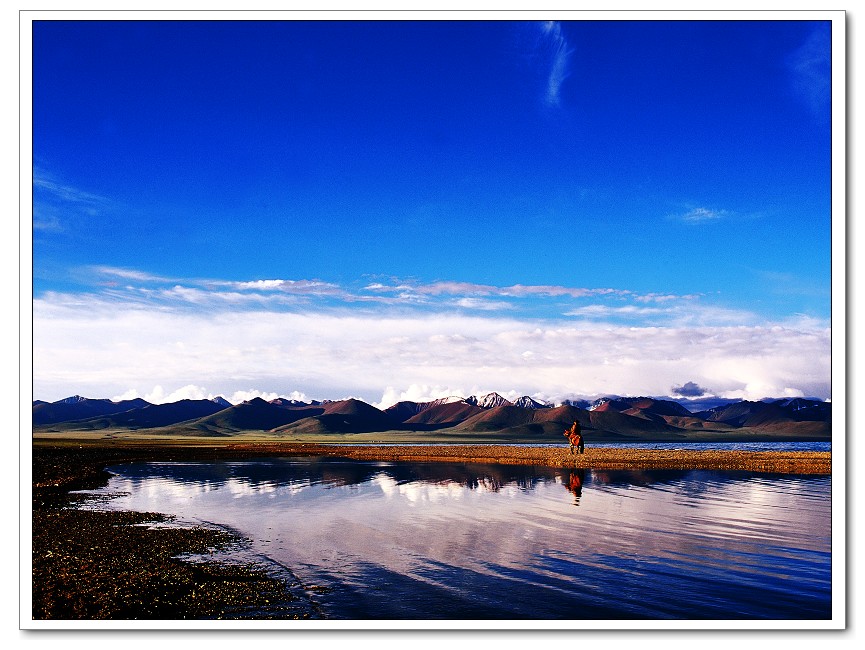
91;457;831;620
111;457;566;494
564;468;585;505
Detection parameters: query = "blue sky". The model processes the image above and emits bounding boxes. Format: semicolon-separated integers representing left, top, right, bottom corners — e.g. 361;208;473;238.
30;17;837;406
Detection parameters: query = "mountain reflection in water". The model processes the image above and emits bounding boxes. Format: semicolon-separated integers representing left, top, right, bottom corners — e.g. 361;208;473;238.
92;457;832;620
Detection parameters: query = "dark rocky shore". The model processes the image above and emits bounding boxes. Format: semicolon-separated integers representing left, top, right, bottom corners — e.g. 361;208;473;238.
32;443;314;620
31;439;831;620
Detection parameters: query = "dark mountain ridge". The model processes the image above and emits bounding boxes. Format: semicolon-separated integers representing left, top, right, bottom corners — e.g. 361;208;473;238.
404;401;485;428
180;397;325;435
695;399;831;426
384;400;430;422
272;399;398;435
32;393;831;440
33;396;152;426
41;399;230;431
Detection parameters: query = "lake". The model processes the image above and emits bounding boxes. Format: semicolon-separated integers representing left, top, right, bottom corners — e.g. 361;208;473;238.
83;456;832;620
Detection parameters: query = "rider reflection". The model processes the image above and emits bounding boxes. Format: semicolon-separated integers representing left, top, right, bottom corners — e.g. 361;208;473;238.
564;468;586;505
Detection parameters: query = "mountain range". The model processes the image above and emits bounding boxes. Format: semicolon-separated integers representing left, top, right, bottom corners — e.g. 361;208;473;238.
32;391;832;441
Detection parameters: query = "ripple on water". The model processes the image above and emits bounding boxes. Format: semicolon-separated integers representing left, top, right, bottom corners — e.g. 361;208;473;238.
82;459;832;620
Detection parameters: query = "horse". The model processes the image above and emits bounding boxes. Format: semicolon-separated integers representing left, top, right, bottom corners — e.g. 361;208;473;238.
563;422;585;455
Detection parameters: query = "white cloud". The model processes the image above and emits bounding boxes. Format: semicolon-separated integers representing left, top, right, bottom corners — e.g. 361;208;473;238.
92;266;174;282
679;207;727;224
70;269;717;318
566;305;666;317
415;281;498;295
144;384;210;404
363;279;629;300
634;293;701;303
375;385;468;409
565;301;763;328
229;389;281;404
33;293;832;405
503;285;598;298
111;388;142;402
451;297;514;311
159;285;287;306
225;279;344;295
231;279;286;290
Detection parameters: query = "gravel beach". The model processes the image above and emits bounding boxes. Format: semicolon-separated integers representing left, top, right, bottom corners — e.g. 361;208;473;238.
229;442;831;474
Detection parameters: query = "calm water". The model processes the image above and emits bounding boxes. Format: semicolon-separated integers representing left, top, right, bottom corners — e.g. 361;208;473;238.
84;457;832;620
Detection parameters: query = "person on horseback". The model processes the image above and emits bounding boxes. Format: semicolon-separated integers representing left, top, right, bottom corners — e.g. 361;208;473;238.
564;420;584;455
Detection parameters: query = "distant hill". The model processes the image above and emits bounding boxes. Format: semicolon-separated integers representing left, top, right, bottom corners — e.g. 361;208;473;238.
32;391;831;441
173;397;325;435
587;409;688;439
590;396;692;417
33;396;152;425
695;399;830;427
693;398;831;438
384;400;434;422
452;403;691;440
43;399;230;430
455;405;585;436
404;401;484;428
272;399;398;435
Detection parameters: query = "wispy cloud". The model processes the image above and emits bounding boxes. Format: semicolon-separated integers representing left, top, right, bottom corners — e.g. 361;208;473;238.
565;301;765;328
67;268;731;323
83;268;361;307
565;305;668;318
33;213;63;233
90;266;175;283
518;21;573;109
33;171;110;208
364;279;629;300
33;169;113;233
788;23;831;119
450;297;514;311
677;207;728;224
221;279;345;295
539;21;573;108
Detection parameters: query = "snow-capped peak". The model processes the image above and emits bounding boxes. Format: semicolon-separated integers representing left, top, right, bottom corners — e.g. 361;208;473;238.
513;396;550;409
58;395;88;404
467;392;512;409
428;395;470;406
588;397;613;411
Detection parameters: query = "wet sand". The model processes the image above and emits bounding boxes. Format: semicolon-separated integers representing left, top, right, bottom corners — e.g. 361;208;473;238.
30;439;830;620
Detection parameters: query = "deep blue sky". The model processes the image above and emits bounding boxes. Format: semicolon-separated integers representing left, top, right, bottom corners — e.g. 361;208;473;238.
33;20;831;312
30;18;836;404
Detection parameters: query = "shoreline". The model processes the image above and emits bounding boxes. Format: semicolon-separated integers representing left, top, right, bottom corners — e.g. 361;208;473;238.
230;442;832;474
32;437;831;475
30;439;830;620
